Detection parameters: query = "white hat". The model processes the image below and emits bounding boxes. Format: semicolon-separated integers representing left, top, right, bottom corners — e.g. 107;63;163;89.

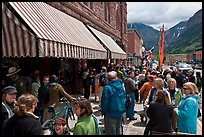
6;67;21;76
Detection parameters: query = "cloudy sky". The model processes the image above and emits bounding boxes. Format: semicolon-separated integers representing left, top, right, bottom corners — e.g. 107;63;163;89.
127;2;202;30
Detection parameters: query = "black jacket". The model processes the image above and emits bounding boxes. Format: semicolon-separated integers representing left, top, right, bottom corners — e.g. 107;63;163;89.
144;101;173;135
2;113;43;135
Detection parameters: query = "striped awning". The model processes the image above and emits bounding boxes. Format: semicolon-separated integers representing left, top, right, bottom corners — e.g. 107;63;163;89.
4;2;107;59
87;25;126;59
2;2;36;57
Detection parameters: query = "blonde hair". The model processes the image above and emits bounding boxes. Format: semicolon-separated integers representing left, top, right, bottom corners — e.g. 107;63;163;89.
154;78;164;90
13;93;37;116
183;82;199;95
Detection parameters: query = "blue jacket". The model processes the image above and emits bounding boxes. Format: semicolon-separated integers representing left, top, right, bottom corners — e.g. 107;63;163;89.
101;79;126;119
176;94;199;134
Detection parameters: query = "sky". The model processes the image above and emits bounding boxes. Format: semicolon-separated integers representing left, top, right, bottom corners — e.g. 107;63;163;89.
127;2;202;30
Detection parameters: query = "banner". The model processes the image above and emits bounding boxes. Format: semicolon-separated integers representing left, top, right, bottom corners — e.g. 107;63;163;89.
159;24;164;67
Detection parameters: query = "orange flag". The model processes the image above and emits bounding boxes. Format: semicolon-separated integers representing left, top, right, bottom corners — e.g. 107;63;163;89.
159;24;164;67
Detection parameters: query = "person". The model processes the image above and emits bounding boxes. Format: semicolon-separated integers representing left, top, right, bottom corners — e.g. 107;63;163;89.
82;67;91;100
115;65;124;82
53;118;70;135
195;71;202;93
37;75;50;123
144;90;174;135
31;70;41;101
166;78;182;108
141;78;166;123
174;68;187;90
2;86;18;124
165;78;182;131
174;82;199;134
137;69;147;103
98;66;107;110
101;71;126;135
124;70;137;120
89;68;96;95
6;67;29;99
139;75;154;104
42;75;76;122
32;70;41;117
186;70;195;83
2;93;43;135
73;98;100;135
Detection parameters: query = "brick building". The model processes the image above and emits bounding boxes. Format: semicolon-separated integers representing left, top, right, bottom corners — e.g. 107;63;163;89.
127;29;143;66
186;47;202;63
2;2;127;94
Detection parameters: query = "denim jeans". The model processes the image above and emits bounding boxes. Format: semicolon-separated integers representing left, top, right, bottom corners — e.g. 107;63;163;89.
104;114;123;135
126;92;135;119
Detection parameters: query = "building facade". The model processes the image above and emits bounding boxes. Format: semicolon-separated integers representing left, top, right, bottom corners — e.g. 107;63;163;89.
2;2;127;95
127;29;143;66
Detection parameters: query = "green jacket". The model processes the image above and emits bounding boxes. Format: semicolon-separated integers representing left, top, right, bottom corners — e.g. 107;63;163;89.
73;115;100;135
167;87;183;107
174;88;183;107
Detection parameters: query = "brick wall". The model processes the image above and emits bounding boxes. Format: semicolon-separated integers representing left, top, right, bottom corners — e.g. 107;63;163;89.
127;30;142;56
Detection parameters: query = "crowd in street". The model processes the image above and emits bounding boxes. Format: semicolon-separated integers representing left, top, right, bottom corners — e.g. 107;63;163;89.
1;62;202;135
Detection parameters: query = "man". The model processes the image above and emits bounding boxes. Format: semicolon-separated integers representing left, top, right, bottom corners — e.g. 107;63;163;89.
98;66;107;108
42;75;76;122
6;67;29;99
174;68;187;89
124;70;137;120
2;86;18;124
37;75;49;123
115;65;124;81
101;71;126;135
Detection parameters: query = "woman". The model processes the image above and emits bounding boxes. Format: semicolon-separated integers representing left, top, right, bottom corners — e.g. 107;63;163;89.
73;98;100;135
142;78;167;123
53;118;70;135
144;90;174;135
2;86;18;124
2;93;43;135
174;82;199;134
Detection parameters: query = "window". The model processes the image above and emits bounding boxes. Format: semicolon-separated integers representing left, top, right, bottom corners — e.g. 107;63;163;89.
104;3;110;23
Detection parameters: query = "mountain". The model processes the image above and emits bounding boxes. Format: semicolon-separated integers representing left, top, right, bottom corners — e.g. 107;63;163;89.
165;21;187;46
127;23;159;54
127;9;202;55
166;9;202;54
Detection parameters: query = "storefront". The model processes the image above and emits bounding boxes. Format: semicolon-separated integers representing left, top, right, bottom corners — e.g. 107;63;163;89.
2;2;127;94
2;2;107;94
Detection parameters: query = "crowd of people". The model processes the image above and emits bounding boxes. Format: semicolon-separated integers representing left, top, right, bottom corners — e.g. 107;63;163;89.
1;62;202;135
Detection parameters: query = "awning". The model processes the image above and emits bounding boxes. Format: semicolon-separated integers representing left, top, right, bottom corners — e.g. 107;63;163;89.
87;25;126;59
2;2;36;57
4;2;107;59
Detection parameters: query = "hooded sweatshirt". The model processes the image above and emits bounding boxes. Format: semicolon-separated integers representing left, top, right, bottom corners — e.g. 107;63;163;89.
101;79;126;119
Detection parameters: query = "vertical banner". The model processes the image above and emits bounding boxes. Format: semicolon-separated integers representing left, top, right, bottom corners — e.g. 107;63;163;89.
159;24;164;68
